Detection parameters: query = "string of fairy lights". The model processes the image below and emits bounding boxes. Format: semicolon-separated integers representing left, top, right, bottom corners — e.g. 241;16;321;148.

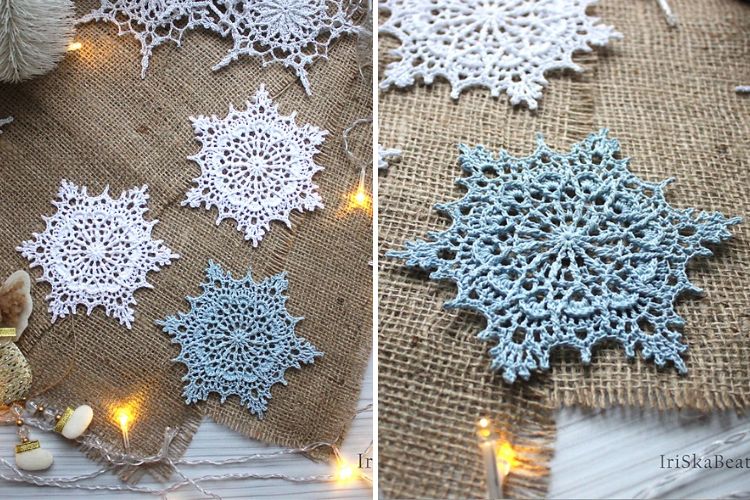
342;116;374;213
476;417;515;499
0;401;373;495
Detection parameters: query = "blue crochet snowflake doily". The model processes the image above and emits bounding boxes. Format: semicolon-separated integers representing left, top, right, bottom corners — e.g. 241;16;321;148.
388;130;741;383
158;261;322;416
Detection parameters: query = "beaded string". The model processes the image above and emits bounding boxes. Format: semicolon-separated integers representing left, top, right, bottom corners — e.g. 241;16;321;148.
0;326;80;450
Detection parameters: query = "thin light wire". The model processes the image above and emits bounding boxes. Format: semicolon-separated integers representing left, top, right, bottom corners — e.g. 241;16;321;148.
1;430;359;496
342;1;372;204
355;21;372;83
0;460;335;495
1;425;340;496
176;443;332;466
342;116;373;174
356;403;373;414
166;458;220;499
33;327;79;398
75;426;337;468
2;404;374;495
656;0;678;27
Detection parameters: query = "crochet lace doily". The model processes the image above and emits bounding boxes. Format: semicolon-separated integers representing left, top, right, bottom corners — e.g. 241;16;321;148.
184;85;327;247
379;0;622;109
211;0;361;94
158;261;322;416
378;144;401;170
80;0;360;93
17;181;179;328
388;130;741;383
78;1;220;78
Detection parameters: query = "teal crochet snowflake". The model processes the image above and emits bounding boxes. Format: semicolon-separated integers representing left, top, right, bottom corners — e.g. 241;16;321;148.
388;130;740;383
158;261;322;416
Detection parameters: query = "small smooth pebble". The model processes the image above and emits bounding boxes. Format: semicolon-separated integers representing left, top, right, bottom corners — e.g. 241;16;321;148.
61;405;93;439
15;447;53;471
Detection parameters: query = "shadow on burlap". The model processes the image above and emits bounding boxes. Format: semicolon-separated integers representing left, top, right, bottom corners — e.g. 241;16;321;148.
0;0;372;480
379;0;748;497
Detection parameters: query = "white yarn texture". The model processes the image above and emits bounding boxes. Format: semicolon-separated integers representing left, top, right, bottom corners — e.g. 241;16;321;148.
211;0;360;94
17;181;179;328
78;0;219;79
379;0;621;109
0;0;74;83
378;144;401;170
0;116;12;132
185;86;327;247
79;0;360;93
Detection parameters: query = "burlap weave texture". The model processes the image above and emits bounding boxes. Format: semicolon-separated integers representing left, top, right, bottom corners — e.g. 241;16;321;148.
548;0;750;411
379;0;748;497
377;19;595;500
0;0;372;475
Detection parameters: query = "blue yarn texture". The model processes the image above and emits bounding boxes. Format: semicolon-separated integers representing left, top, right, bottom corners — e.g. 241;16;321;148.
388;130;741;383
158;261;322;416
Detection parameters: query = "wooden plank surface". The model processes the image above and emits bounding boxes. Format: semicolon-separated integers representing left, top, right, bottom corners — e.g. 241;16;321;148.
550;407;750;499
4;358;750;499
0;356;373;499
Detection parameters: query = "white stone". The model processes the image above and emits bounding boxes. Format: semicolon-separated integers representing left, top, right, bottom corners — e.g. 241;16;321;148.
15;447;53;471
61;405;93;439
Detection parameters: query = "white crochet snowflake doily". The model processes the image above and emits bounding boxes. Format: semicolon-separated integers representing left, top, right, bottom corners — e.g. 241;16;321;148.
379;0;622;109
78;1;221;78
80;0;361;93
211;0;361;94
17;181;179;328
184;85;327;247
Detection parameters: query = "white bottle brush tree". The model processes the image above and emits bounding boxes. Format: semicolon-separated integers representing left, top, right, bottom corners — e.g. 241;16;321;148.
0;0;74;83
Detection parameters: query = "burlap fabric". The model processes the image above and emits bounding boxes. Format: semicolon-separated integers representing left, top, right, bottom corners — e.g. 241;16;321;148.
377;26;595;500
547;0;750;411
0;0;372;477
379;0;748;497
